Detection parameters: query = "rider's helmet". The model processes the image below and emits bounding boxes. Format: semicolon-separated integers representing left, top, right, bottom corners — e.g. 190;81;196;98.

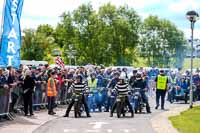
119;74;126;83
136;73;142;80
76;75;83;83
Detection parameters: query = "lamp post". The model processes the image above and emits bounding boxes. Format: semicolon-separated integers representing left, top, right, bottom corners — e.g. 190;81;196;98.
65;44;77;66
186;10;199;108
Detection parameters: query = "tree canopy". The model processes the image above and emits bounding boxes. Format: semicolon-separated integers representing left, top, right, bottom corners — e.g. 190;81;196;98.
21;3;186;68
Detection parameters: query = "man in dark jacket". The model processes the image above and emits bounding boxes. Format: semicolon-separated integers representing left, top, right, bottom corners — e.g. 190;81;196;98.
23;70;35;116
132;73;151;113
105;72;120;112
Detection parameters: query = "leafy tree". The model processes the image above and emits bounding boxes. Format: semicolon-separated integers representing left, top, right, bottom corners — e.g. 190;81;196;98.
140;15;186;67
21;4;186;68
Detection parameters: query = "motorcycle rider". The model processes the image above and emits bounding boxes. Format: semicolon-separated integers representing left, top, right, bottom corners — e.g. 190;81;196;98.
110;75;134;117
129;70;138;88
64;75;91;117
105;72;120;112
168;73;177;102
132;73;151;113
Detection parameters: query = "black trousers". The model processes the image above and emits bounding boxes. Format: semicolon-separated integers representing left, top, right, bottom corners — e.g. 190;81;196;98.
23;93;33;115
10;92;18;112
48;96;55;113
65;95;90;116
140;92;151;112
111;96;133;114
156;90;166;108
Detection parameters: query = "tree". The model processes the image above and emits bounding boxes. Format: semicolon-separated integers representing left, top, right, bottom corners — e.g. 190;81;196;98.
21;25;58;63
98;3;141;65
21;3;186;67
140;15;186;67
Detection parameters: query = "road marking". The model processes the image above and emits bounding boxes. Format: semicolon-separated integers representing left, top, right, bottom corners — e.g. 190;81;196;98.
64;129;77;132
85;130;100;132
89;122;109;129
122;129;129;133
107;129;112;132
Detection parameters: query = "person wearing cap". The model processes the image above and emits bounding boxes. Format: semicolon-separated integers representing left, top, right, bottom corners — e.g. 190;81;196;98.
64;75;91;117
132;73;151;113
23;70;35;116
47;71;57;115
110;75;134;117
155;70;169;110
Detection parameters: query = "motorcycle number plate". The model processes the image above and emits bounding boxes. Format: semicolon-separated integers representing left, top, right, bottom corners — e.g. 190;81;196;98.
134;96;138;99
75;99;78;101
135;92;140;95
116;99;121;102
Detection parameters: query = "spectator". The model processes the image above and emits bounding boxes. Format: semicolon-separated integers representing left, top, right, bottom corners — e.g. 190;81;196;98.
23;70;35;116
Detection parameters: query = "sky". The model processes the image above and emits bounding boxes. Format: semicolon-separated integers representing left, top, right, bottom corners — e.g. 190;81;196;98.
0;0;200;39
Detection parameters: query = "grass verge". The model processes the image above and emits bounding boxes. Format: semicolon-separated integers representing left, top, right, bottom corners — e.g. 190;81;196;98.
169;106;200;133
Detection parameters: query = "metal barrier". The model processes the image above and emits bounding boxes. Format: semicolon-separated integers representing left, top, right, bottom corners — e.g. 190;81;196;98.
0;88;13;120
33;83;48;107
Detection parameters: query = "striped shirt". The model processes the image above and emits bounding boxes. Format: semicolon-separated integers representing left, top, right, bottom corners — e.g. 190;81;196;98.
114;82;130;96
70;82;89;94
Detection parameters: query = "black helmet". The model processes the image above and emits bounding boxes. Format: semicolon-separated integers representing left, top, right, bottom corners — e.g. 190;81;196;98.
136;73;142;79
76;75;83;82
133;70;138;73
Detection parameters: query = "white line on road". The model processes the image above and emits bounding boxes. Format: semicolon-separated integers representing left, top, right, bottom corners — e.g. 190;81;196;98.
107;129;112;132
64;129;77;132
122;129;129;133
85;129;100;132
89;122;109;129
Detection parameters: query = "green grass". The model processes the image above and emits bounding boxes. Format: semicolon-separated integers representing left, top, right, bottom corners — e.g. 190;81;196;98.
183;58;200;70
169;106;200;133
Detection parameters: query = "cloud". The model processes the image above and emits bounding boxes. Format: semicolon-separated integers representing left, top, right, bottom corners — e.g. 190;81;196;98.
22;0;85;18
20;18;58;30
168;0;200;13
126;0;162;9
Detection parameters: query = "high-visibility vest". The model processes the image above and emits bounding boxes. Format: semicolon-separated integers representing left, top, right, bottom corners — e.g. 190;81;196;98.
88;78;97;93
157;75;167;90
88;79;97;88
171;78;176;83
47;77;57;97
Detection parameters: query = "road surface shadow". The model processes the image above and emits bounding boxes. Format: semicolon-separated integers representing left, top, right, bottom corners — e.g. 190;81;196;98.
0;116;38;128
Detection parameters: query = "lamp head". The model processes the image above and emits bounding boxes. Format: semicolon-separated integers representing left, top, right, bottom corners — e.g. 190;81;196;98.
186;11;199;22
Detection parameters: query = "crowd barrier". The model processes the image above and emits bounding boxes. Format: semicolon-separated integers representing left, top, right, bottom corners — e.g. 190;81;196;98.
0;88;13;120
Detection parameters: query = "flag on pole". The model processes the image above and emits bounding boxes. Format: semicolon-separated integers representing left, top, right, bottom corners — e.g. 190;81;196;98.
0;0;24;68
56;56;65;68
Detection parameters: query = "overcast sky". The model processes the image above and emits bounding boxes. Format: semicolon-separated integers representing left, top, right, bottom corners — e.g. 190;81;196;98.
0;0;200;38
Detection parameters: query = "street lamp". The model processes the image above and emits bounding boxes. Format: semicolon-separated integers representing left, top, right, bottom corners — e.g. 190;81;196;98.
186;10;199;108
65;44;77;66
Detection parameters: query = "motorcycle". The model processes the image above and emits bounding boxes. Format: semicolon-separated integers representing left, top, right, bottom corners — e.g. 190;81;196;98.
116;95;126;118
87;87;104;112
73;93;84;118
132;88;144;113
168;84;176;103
174;86;189;104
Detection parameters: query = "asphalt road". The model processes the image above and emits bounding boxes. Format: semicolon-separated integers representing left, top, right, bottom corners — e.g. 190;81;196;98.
33;98;181;133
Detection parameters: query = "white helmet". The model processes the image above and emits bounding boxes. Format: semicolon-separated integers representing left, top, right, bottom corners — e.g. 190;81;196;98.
119;73;126;80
